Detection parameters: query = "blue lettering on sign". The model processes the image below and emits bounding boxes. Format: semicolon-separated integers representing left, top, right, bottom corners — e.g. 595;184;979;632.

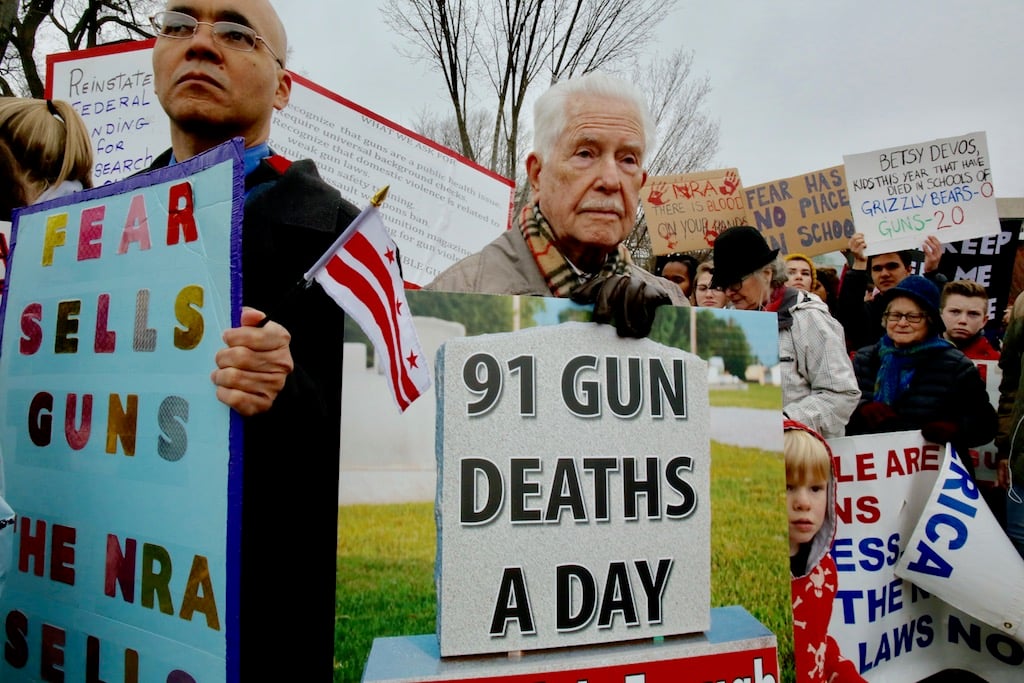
835;580;932;625
904;451;979;578
856;614;935;673
831;533;900;573
948;614;1024;665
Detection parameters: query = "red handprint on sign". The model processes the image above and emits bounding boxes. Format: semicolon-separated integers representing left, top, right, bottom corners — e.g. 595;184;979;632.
718;170;740;196
647;187;667;206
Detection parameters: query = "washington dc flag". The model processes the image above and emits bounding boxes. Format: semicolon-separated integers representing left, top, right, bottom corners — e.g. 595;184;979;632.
305;187;430;412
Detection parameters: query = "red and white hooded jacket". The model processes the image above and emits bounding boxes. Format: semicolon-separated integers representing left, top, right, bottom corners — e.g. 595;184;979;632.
785;419;866;683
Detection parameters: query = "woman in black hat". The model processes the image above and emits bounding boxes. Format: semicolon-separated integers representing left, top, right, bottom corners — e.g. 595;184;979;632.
846;275;996;475
709;225;781;311
711;226;859;439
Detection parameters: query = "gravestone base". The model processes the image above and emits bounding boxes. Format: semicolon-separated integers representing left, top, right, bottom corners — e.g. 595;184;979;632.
361;605;779;683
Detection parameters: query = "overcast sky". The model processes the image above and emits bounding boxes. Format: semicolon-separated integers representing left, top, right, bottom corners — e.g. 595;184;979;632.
272;0;1024;198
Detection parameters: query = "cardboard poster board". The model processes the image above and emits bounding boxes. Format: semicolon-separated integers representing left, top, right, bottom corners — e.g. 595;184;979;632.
0;142;244;681
641;169;747;254
45;41;514;287
742;165;856;258
843;132;1001;255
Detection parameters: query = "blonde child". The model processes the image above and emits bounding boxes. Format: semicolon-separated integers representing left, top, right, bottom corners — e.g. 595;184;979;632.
785;420;865;683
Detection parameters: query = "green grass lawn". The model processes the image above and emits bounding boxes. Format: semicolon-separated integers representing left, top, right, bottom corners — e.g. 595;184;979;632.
709;382;781;409
335;503;437;682
335;438;794;683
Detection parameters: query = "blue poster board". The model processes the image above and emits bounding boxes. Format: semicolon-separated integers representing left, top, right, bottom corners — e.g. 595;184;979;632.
0;140;243;682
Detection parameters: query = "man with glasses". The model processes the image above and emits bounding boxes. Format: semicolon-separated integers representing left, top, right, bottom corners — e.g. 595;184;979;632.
836;231;947;353
147;1;359;678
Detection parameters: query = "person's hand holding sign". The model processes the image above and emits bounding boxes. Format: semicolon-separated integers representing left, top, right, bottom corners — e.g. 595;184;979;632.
212;306;294;416
847;232;868;269
921;234;943;273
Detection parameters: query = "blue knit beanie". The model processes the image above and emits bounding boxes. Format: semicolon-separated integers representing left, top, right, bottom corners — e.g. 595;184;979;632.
880;274;942;328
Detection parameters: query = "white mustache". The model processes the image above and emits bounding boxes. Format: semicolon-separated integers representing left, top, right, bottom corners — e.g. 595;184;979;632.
579;201;624;216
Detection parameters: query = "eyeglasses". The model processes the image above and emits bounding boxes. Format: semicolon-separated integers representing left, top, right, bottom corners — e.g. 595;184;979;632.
722;271;758;293
723;281;744;293
883;311;926;324
150;11;284;68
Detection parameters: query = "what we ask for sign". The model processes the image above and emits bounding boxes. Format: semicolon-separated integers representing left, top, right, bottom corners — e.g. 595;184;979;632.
46;41;514;287
0;142;243;682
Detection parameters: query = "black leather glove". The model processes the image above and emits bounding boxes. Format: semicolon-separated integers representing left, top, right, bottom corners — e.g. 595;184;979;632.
571;274;671;338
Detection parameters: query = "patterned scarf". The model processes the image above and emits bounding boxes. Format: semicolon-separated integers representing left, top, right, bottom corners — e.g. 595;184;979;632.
519;202;630;297
873;334;952;404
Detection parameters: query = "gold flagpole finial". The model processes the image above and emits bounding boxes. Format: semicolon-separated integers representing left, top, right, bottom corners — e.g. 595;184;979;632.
371;185;390;207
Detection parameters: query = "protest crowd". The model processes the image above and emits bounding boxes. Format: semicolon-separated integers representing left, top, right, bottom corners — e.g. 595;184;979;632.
0;0;1022;681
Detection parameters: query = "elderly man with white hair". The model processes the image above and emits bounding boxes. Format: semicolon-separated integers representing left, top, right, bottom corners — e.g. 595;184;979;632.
426;71;688;336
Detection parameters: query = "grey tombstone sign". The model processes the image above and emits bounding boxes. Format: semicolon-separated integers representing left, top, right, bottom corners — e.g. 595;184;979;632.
435;322;712;657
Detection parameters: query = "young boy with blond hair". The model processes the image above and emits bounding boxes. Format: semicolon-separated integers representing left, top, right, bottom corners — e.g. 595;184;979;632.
785;420;865;683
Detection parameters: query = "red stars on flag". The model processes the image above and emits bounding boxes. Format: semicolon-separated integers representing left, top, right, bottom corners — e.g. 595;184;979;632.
306;187;430;412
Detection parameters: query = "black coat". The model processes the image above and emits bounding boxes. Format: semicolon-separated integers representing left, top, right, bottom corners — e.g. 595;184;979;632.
847;337;997;452
149;149;358;680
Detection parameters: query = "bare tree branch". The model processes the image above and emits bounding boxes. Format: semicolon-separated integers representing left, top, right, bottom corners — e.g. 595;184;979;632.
383;0;683;182
640;48;719;178
13;0;53;96
625;48;720;264
549;0;665;81
384;0;720;265
2;0;159;96
382;0;480;161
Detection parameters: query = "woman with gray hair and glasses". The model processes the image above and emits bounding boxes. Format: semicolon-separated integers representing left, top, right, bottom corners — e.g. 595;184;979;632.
846;274;996;478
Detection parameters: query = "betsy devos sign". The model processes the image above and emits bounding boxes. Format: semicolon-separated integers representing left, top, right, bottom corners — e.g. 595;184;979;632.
843;132;1000;255
0;142;243;681
434;323;712;656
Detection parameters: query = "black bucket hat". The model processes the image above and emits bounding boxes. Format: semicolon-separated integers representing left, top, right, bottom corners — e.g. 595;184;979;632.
709;226;779;289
